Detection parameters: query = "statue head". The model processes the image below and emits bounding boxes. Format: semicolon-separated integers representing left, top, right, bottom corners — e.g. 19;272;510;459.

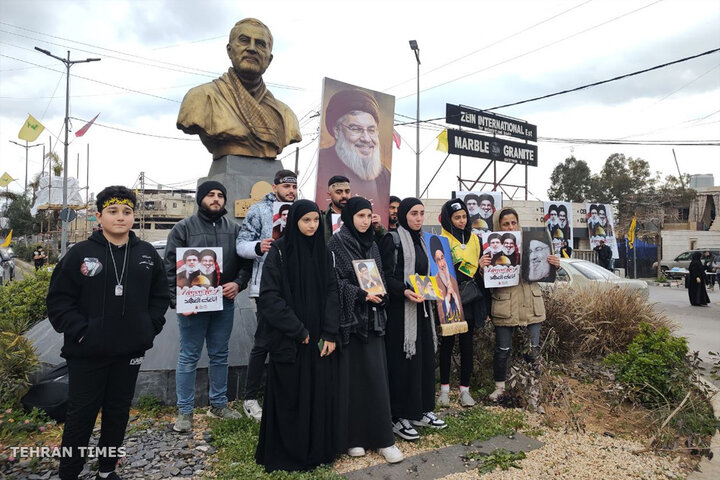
227;18;274;81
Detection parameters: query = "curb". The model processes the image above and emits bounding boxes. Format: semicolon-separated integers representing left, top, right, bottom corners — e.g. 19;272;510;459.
688;376;720;479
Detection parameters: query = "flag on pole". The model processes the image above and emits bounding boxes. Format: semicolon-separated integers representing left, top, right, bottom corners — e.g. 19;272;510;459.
0;172;14;188
0;230;12;248
392;129;401;149
18;114;45;142
628;214;637;250
436;129;448;152
75;113;100;137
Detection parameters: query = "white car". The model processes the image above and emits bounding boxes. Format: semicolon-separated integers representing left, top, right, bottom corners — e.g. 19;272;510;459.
545;258;649;299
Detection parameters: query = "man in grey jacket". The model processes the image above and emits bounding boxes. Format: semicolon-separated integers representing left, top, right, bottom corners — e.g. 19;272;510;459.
236;169;297;421
165;180;251;432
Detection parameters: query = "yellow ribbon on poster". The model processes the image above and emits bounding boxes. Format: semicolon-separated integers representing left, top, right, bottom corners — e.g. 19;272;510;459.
18;114;45;142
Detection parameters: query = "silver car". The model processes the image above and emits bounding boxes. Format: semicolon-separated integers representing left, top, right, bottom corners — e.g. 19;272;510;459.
545;258;649;299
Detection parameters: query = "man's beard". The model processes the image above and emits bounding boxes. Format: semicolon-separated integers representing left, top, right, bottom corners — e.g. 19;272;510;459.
529;258;550;281
479;210;493;220
200;264;215;275
548;217;558;226
438;267;451;287
559;219;567;228
335;132;382;181
503;246;515;256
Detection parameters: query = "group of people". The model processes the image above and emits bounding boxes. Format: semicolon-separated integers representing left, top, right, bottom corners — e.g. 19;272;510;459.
46;172;560;479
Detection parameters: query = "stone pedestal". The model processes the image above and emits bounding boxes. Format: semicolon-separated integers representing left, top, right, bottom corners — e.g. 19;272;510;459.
199;154;280;219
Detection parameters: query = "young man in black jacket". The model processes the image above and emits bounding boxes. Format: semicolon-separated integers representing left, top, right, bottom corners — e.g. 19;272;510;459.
165;180;251;432
47;186;170;480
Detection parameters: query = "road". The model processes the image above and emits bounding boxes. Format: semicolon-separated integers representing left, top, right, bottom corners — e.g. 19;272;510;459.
648;282;720;387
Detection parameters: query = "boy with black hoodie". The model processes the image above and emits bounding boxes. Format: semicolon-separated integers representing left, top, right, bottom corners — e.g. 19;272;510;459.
47;186;170;480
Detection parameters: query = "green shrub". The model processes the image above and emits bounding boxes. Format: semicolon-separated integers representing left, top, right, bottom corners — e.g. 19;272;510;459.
0;406;51;440
604;323;690;406
0;267;51;333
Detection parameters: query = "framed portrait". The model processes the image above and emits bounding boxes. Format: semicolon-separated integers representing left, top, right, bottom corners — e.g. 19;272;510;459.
272;201;292;240
352;259;386;295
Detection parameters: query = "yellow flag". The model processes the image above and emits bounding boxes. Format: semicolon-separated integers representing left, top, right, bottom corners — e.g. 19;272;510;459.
0;172;13;188
18;114;45;142
436;129;448;152
0;230;12;248
628;214;637;250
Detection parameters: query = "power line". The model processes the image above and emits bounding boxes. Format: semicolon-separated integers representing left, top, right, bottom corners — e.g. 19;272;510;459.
539;137;719;146
397;0;665;100
68;116;199;141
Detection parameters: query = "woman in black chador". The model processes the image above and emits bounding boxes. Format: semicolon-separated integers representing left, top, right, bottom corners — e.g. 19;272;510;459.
687;251;710;306
255;200;340;472
379;197;446;442
328;197;404;463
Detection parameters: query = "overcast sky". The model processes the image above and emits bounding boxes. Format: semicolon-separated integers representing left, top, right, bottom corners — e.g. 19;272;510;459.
1;0;718;204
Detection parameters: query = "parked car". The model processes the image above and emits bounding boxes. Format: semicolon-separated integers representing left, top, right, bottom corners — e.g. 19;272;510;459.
543;258;649;299
152;240;166;259
0;247;16;284
652;249;720;273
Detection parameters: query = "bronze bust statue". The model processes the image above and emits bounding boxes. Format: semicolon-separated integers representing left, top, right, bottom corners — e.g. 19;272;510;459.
177;18;302;159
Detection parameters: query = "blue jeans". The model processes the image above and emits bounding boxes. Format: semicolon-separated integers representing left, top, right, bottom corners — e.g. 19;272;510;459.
176;299;235;414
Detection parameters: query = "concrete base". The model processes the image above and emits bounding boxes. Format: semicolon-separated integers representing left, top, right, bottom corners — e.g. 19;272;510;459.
200;154;281;218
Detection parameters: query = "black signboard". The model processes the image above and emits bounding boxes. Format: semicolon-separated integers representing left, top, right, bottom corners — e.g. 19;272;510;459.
446;104;537;142
447;129;538;167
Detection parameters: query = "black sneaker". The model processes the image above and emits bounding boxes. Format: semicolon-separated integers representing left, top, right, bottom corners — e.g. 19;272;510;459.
411;411;447;429
392;418;420;441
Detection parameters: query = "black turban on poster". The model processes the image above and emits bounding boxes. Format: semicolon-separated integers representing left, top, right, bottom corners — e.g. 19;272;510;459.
325;89;380;137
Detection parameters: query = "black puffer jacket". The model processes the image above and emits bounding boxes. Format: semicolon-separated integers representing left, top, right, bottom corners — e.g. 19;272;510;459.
47;230;170;359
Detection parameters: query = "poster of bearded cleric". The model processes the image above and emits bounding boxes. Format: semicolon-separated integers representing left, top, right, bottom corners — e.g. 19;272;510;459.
454;191;501;234
175;247;223;314
543;201;573;254
586;203;619;257
522;231;556;283
424;233;467;336
315;78;395;227
481;231;522;288
272;202;291;239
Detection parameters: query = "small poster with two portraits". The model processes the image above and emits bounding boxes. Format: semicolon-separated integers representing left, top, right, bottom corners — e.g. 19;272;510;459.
543;201;572;255
586;203;619;258
481;231;522;288
175;247;223;314
453;191;501;235
423;232;467;336
408;274;443;301
315;78;394;228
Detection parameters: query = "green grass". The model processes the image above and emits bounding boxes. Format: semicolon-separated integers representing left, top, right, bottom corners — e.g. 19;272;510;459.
435;407;525;445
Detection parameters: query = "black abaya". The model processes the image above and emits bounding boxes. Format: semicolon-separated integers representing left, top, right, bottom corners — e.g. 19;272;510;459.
688;258;710;306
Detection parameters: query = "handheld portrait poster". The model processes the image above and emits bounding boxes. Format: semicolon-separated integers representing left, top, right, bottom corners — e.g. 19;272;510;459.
482;230;522;288
176;247;223;314
331;213;343;235
454;191;501;234
543;201;572;253
586;203;619;258
522;230;556;283
272;202;292;240
352;259;386;296
423;232;467;336
408;274;442;301
315;78;395;227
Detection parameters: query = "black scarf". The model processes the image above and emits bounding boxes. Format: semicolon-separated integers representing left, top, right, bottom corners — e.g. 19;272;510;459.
398;197;424;245
283;200;328;339
440;198;472;244
340;197;374;251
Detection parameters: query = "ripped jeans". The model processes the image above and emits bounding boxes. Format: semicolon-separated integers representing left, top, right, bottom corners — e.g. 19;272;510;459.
493;323;541;382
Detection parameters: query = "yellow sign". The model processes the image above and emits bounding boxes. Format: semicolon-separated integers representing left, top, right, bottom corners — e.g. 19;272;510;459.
18;114;45;142
0;230;12;248
628;214;637;250
0;172;14;188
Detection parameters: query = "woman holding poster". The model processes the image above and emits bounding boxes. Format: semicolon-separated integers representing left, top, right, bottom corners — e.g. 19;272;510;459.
255;200;340;472
480;208;559;408
438;199;490;408
327;197;403;464
380;198;446;442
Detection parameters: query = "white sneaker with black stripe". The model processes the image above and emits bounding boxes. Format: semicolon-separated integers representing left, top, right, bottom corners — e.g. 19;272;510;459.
411;411;447;429
392;418;420;441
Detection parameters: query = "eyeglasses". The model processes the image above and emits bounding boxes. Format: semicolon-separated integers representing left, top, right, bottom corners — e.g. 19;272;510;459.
340;123;377;137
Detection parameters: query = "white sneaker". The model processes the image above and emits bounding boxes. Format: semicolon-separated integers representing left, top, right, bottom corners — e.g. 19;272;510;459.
437;390;450;407
347;447;366;457
460;389;476;407
242;399;262;422
410;411;447;429
392;418;420;441
378;444;404;463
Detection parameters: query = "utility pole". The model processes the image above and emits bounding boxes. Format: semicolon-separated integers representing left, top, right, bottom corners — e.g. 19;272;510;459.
8;140;42;195
409;40;420;197
35;47;100;258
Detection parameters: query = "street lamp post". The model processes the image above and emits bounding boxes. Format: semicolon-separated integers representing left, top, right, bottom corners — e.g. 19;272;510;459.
9;140;42;195
409;40;420;198
35;47;100;258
